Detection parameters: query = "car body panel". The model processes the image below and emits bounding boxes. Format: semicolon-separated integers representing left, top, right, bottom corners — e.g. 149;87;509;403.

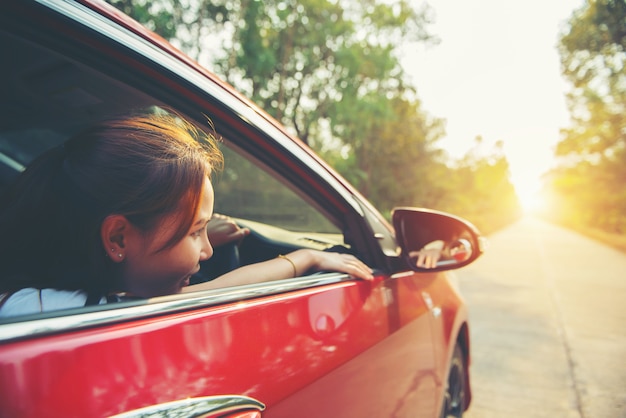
0;271;455;417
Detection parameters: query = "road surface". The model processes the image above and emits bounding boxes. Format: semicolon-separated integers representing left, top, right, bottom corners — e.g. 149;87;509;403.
456;216;626;418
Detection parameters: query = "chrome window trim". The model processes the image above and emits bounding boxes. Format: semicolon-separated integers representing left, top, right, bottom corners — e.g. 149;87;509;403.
0;273;354;343
110;395;265;418
35;0;362;215
0;153;25;172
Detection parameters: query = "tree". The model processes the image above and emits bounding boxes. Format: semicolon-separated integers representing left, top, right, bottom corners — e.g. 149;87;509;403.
109;0;436;145
548;0;626;232
217;1;437;151
322;97;447;215
106;0;522;233
435;138;521;234
106;0;230;59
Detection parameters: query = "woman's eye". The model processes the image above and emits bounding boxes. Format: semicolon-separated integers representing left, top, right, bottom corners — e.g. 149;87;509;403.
191;222;209;238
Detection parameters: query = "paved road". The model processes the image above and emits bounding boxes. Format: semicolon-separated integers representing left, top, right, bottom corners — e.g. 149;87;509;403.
455;216;626;418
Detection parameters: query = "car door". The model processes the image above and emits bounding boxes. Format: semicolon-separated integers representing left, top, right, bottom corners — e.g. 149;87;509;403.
209;145;442;418
0;277;440;418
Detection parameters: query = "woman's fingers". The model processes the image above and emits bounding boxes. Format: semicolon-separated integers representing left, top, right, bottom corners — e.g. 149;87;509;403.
207;214;249;246
335;253;374;281
409;249;440;269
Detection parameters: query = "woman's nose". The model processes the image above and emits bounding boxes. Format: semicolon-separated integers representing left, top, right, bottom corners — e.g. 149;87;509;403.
200;234;214;261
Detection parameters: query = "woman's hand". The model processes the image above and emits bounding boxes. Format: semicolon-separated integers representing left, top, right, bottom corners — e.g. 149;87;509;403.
186;248;373;293
207;214;249;248
308;250;374;281
409;248;442;269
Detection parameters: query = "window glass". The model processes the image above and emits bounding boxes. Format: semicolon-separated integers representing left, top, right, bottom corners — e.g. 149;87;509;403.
213;145;340;235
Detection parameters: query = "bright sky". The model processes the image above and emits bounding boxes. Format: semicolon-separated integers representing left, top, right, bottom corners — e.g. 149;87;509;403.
401;0;584;209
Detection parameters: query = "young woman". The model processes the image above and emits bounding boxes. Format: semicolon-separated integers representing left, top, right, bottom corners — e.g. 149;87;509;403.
0;110;373;317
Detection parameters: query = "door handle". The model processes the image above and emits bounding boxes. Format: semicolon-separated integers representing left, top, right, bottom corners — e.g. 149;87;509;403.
110;395;265;418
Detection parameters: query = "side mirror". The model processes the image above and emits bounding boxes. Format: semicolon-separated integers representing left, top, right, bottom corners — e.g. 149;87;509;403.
392;207;487;272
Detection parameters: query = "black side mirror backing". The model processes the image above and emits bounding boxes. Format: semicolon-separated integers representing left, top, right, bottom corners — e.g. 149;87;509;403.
392;207;487;272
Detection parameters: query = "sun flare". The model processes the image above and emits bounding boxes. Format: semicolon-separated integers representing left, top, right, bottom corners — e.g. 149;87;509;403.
515;183;546;213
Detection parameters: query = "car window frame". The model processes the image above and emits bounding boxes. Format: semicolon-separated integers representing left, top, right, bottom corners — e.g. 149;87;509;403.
0;0;392;332
0;273;362;342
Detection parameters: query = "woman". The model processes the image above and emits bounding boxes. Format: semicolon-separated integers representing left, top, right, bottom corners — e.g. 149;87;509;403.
0;110;372;317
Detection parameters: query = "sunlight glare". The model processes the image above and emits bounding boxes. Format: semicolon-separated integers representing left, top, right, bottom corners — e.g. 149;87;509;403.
515;182;545;213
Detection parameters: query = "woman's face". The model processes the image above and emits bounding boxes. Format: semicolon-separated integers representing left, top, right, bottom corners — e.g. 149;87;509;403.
121;178;215;297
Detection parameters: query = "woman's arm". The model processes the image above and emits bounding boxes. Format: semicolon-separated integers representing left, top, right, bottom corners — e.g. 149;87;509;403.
184;249;373;292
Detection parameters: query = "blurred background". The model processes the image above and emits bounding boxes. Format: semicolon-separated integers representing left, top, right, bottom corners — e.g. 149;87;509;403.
107;0;624;246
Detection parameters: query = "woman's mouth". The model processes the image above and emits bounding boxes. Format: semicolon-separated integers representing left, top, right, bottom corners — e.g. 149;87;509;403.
179;265;200;289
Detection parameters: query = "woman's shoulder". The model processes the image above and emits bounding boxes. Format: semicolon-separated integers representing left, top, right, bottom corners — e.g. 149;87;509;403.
0;288;102;318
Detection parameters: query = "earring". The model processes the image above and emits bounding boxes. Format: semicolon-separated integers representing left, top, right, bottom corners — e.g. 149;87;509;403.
118;253;123;259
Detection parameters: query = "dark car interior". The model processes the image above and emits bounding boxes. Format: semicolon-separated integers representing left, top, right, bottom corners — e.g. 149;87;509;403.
0;29;158;183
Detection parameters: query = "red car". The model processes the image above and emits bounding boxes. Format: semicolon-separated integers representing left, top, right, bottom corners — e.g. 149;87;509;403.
0;1;484;417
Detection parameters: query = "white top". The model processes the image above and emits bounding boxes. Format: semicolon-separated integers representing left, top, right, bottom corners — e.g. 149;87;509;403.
0;288;106;318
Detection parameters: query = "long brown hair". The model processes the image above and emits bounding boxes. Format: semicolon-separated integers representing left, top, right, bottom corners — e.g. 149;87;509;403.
0;109;223;297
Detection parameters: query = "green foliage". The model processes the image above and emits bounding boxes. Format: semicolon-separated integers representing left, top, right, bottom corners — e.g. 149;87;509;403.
433;139;521;234
547;0;626;233
106;0;521;235
323;97;448;210
213;0;436;147
106;0;178;39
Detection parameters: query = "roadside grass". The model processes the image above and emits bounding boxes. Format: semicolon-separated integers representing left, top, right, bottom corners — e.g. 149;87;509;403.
571;225;626;255
538;214;626;255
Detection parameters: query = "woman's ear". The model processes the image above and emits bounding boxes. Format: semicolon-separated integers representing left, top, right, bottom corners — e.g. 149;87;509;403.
101;215;131;263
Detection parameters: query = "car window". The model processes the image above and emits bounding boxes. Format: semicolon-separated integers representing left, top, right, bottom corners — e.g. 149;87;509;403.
0;115;351;325
0;20;355;326
214;145;340;235
0;129;64;167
